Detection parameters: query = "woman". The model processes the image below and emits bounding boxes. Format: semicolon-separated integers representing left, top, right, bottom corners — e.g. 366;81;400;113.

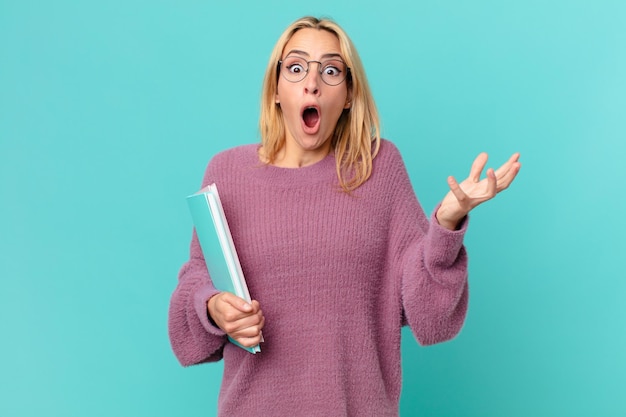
169;16;520;416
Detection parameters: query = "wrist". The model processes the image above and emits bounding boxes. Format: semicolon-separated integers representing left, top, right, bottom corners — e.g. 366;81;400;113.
207;294;219;327
436;207;464;231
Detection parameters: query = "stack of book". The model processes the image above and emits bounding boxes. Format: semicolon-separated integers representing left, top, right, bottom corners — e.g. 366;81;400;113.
187;183;261;354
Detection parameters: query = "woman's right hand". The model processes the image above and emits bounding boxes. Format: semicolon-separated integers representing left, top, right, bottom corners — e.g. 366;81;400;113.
207;292;265;348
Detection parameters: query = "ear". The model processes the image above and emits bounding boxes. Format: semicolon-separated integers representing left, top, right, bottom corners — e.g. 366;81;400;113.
344;90;353;109
275;93;280;104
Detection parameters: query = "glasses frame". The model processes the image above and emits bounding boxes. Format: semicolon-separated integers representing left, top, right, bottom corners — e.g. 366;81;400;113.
277;57;351;86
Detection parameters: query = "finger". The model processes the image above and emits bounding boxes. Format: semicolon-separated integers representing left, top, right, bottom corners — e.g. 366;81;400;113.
220;292;253;313
250;300;261;313
216;300;260;325
495;161;522;192
228;316;264;345
493;152;520;180
234;334;264;348
468;152;488;183
229;322;263;338
237;307;264;327
486;168;497;197
230;312;264;336
447;175;468;204
223;312;264;335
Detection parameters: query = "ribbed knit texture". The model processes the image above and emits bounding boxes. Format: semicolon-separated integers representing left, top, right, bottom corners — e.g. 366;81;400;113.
168;139;469;416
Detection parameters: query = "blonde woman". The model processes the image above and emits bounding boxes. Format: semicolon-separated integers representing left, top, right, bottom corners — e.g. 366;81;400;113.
169;16;520;416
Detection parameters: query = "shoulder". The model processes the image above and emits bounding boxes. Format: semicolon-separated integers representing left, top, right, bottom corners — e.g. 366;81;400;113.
202;143;260;185
208;144;259;168
372;138;408;173
206;144;259;173
363;138;416;196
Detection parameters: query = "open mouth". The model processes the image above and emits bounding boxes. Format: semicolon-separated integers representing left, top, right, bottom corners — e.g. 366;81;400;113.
302;107;320;128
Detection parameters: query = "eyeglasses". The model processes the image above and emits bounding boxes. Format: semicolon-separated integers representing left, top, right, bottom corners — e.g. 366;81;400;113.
278;56;350;86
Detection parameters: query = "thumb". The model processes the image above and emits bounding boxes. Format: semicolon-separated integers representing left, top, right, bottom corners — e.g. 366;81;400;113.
221;292;253;312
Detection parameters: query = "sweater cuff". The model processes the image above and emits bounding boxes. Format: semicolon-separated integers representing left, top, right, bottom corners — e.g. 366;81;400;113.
427;204;469;265
193;283;226;337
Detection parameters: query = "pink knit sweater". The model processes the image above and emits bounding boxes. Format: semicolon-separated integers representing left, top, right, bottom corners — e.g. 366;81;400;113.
168;139;469;416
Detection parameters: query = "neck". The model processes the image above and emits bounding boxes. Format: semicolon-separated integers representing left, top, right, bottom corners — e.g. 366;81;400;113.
272;143;332;168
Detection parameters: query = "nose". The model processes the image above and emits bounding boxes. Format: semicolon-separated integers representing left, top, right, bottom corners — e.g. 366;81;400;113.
303;62;322;95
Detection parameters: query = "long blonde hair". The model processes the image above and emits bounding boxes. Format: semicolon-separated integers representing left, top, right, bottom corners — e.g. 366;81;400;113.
259;16;381;192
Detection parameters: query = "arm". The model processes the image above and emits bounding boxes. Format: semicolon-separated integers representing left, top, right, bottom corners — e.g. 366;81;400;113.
168;231;228;366
377;144;468;345
168;154;265;365
400;211;469;346
400;151;521;345
169;232;265;366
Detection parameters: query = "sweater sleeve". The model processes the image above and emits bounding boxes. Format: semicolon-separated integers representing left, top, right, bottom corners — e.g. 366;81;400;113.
400;210;469;346
168;162;228;366
385;145;469;346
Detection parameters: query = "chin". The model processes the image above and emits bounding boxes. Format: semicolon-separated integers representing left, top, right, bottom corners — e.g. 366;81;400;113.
298;136;330;151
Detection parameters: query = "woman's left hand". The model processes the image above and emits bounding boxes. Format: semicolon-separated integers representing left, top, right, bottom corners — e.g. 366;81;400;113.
436;152;521;230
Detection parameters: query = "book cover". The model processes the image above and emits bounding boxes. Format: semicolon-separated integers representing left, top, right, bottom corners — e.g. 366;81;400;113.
187;183;261;354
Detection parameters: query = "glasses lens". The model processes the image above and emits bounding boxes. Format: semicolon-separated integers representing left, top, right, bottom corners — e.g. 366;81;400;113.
280;57;349;86
319;59;347;86
281;57;308;83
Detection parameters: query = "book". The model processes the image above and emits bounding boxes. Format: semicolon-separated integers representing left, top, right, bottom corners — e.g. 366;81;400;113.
187;183;261;354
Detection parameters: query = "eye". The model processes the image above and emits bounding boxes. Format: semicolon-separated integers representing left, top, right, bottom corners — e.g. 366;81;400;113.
287;63;304;74
323;66;341;76
322;61;344;77
284;58;306;74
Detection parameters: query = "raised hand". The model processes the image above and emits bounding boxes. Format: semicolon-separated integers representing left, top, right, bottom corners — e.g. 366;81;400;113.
207;292;265;348
436;152;521;230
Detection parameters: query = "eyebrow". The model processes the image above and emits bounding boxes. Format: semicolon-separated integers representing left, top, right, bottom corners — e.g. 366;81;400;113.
284;49;345;61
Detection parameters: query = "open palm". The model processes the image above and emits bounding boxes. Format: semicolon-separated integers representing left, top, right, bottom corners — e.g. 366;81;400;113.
436;152;521;230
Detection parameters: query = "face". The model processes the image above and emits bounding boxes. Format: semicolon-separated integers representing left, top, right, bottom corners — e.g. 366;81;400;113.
275;28;351;167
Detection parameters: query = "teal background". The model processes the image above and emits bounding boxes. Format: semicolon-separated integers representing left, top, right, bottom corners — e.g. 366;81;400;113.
1;0;625;416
